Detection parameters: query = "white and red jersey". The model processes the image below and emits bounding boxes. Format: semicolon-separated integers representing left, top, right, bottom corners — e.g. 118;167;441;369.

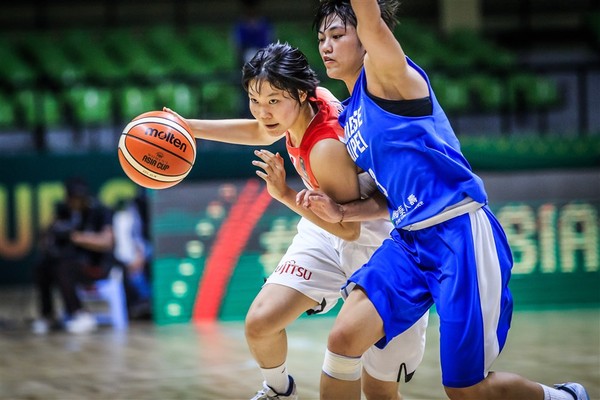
285;87;344;190
283;86;390;249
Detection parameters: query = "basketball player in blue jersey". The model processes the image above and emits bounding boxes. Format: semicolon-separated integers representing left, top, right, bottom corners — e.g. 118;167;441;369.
296;1;591;399
164;42;428;400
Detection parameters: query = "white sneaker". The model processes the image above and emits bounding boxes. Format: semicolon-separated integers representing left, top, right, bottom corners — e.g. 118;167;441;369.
65;311;98;334
32;318;50;335
251;376;298;400
554;382;590;400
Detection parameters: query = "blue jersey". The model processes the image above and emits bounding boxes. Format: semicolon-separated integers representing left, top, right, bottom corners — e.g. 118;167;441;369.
339;58;487;229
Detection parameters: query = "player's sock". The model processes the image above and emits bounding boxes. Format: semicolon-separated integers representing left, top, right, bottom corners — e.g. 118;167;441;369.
542;384;578;400
261;363;290;394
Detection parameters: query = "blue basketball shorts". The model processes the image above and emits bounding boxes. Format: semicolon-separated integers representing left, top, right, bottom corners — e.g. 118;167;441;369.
342;206;514;388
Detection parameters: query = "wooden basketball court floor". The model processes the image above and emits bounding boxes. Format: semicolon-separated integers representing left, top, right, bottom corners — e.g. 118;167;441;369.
0;288;598;400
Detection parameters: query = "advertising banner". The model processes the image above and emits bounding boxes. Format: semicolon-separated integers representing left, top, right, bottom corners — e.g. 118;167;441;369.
150;179;600;325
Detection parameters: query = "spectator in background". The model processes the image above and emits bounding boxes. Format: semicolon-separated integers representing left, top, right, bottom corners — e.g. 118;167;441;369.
32;177;114;335
233;0;275;68
113;191;152;320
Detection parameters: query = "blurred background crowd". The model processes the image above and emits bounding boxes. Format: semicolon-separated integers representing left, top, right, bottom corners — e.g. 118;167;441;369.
0;0;598;154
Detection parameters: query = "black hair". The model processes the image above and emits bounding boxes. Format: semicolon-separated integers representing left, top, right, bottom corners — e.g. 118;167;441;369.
313;0;400;34
242;42;319;103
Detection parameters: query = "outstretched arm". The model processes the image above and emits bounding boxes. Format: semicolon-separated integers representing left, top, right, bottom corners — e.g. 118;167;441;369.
163;107;282;146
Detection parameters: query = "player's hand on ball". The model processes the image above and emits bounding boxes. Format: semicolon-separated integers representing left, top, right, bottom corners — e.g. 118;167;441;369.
162;107;187;124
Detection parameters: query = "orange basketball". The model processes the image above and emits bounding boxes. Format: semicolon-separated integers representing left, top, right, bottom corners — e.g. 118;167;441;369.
118;110;196;189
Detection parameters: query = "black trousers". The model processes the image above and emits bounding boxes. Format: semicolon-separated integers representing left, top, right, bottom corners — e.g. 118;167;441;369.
34;253;110;318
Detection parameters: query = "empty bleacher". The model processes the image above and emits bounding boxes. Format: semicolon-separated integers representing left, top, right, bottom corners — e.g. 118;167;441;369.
0;0;598;156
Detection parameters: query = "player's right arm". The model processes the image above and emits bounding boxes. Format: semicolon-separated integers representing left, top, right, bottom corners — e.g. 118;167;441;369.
163;107;283;146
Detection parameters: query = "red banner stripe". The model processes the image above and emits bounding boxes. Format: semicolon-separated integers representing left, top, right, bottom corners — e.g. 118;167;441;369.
193;179;272;321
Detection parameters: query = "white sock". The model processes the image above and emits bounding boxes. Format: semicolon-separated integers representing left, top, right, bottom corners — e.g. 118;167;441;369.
261;363;290;394
542;384;576;400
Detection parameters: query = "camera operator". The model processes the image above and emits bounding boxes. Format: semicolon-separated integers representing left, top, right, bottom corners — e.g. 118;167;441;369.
32;177;115;335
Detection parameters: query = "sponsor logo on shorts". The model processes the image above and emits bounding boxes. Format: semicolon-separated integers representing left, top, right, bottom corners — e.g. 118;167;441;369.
274;260;313;280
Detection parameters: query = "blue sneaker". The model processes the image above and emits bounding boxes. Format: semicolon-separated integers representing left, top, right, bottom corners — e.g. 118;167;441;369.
554;382;590;400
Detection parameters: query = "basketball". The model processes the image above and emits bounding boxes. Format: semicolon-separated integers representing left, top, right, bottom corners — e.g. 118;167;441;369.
118;110;196;189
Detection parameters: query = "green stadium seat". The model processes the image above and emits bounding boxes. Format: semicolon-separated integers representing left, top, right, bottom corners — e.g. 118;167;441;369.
274;23;322;70
155;83;199;118
526;76;560;110
17;32;86;86
445;28;516;72
395;20;447;70
430;76;470;114
200;80;242;118
64;86;113;126
186;25;237;73
441;48;477;74
143;26;203;78
61;29;127;84
0;93;17;128
101;29;169;80
15;90;63;129
0;39;37;88
116;86;160;123
507;73;560;111
465;73;506;112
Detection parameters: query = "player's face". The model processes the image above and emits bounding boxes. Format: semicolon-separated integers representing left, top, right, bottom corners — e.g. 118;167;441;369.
247;80;303;137
317;15;365;82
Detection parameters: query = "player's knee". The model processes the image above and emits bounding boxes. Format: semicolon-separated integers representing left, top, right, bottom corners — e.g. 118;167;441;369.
327;323;362;355
322;349;362;381
244;299;287;339
245;315;273;340
244;303;274;339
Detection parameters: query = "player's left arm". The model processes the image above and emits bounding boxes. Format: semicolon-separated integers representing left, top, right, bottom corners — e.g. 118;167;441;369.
351;0;428;101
